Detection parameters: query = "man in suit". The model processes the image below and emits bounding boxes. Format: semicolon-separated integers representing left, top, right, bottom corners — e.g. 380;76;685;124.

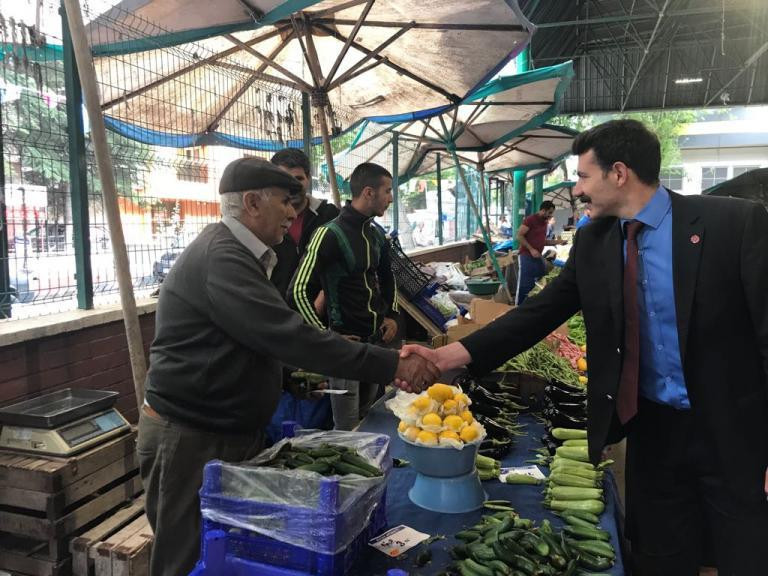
400;119;768;575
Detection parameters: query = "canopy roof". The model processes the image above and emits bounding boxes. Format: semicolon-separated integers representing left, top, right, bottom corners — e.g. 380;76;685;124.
86;0;535;149
332;62;575;181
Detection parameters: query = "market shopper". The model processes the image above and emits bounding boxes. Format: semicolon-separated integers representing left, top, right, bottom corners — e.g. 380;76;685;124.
269;148;339;296
138;157;438;576
289;162;399;430
400;119;768;576
515;200;565;304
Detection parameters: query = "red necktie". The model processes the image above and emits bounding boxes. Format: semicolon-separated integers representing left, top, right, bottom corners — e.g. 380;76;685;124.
617;220;644;425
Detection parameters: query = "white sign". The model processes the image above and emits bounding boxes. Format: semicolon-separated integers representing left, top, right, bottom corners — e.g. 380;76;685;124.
368;525;430;557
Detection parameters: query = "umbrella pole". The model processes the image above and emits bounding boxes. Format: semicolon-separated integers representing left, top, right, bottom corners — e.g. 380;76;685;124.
62;0;147;413
451;151;512;304
479;169;492;235
316;104;342;208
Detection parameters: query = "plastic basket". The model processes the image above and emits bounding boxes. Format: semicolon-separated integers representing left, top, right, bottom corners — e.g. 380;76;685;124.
388;236;431;299
412;294;448;332
189;493;387;576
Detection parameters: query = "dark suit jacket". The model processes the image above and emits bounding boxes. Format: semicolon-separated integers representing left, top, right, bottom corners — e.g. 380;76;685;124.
462;191;768;502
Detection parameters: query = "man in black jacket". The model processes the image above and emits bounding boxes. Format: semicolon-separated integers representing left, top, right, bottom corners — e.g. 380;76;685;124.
270;148;339;296
289;162;399;430
400;120;768;575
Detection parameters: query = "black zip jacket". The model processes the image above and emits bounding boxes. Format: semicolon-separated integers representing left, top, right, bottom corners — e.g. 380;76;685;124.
271;196;339;296
288;204;398;339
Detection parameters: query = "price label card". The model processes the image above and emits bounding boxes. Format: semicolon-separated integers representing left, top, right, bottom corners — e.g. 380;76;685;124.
368;525;430;557
499;464;546;483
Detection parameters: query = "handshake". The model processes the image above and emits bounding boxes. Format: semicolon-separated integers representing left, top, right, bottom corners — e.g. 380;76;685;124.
392;341;471;393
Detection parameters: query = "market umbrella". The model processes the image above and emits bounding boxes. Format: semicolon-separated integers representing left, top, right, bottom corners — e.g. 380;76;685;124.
703;167;768;208
85;0;535;206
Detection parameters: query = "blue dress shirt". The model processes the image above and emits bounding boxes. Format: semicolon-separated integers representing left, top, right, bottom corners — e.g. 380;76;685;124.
622;186;690;409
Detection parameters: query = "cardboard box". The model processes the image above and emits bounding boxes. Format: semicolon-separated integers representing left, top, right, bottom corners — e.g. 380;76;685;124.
432;298;513;348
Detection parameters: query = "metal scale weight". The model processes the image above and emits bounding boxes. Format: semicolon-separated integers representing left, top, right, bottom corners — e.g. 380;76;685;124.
0;389;130;456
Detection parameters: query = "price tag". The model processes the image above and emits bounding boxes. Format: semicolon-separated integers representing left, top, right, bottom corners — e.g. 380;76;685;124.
368;525;430;557
499;464;546;483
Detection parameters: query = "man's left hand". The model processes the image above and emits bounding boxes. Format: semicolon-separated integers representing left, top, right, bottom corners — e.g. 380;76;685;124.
381;318;398;343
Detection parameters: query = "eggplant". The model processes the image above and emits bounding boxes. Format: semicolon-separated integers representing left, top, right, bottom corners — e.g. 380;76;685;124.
545;385;587;404
544;407;587;429
467;385;509;408
479;446;512;460
475;413;512;438
553;401;587;418
548;379;586;395
540;433;558;455
469;400;504;418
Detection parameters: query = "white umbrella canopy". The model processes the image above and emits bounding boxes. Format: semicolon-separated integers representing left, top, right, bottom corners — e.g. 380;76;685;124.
86;0;535;147
330;63;575;182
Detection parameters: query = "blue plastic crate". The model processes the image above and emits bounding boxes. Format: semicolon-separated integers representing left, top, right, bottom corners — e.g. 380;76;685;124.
412;294;449;331
189;492;387;576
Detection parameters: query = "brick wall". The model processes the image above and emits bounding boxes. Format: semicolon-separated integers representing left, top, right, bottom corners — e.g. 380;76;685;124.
0;314;155;424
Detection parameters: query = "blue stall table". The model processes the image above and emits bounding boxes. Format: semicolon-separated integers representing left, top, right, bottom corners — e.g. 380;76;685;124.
349;393;626;575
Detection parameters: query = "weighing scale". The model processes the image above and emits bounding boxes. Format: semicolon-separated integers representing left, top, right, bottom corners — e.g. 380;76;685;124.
0;389;130;456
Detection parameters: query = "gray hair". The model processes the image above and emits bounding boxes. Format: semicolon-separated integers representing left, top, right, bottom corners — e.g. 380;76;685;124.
220;189;272;219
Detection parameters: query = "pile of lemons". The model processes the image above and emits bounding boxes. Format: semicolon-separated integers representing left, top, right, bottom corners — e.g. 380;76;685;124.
397;383;486;448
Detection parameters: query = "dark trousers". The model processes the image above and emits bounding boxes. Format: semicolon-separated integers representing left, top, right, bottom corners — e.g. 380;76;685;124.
516;253;545;305
137;408;263;576
625;398;768;576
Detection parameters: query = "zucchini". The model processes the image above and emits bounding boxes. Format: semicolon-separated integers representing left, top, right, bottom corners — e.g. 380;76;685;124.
555;446;590;462
560;513;600;530
546;498;605;515
549;473;599;489
551;427;588;440
568;538;615;559
505;473;542;485
548;486;603;501
557;509;600;524
563;524;611;542
562;438;589;447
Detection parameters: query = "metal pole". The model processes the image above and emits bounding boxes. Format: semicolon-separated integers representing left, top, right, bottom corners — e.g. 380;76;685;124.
61;1;93;309
436;153;443;245
451;151;512;303
533;174;544;211
0;91;11;318
512;46;530;246
62;0;147;413
316;105;341;208
391;132;399;232
301;91;312;180
454;168;459;242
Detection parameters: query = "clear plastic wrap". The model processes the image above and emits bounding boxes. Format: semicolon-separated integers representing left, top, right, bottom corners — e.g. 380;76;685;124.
200;430;390;554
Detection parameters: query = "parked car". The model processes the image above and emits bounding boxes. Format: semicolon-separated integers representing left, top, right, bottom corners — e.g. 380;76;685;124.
151;231;201;283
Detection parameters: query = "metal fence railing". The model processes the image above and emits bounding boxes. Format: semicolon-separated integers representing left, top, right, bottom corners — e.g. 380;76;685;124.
0;2;506;322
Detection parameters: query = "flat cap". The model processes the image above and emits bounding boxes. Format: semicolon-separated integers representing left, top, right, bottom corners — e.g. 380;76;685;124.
219;157;303;195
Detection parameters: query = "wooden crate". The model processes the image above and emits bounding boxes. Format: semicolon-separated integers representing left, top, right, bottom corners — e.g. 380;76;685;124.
70;498;148;576
0;431;141;576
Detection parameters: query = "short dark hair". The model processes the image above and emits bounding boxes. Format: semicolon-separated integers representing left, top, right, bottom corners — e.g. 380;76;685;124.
540;200;556;211
349;163;392;198
270;148;310;177
572;119;661;186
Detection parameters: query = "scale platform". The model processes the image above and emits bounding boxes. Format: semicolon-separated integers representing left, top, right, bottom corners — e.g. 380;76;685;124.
0;389;130;456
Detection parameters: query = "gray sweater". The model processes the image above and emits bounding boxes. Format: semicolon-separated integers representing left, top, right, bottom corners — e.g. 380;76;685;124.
146;221;398;433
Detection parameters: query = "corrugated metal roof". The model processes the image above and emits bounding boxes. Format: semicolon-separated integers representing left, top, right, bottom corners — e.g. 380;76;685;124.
521;0;768;113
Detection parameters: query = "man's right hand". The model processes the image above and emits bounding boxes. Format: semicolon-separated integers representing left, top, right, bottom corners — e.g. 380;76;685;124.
529;247;541;258
393;354;440;393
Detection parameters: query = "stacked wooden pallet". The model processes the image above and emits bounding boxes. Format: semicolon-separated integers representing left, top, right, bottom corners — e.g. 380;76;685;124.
0;431;143;576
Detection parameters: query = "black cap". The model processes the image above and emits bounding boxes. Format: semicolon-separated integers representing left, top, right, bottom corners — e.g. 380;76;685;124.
219;157;303;195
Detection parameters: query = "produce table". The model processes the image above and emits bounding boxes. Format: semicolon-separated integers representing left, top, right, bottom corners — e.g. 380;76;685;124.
349;392;626;575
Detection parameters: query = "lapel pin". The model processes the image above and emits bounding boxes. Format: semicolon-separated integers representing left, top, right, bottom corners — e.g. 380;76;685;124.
690;234;701;244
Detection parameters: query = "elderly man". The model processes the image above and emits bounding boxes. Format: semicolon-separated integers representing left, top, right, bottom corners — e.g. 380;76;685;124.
138;157;438;576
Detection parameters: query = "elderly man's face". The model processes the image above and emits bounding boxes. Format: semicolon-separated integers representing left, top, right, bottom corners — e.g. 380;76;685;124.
245;187;297;246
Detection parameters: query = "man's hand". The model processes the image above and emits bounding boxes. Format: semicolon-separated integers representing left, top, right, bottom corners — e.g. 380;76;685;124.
381;318;398;343
393;354;440;393
764;467;768;499
529;247;541;258
400;341;472;374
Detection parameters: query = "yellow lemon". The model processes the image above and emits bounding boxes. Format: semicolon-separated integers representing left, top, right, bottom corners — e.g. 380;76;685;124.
578;375;588;385
403;426;421;442
577;357;588;372
411;395;432;412
421;412;442;427
416;430;439;446
580;344;587;353
459;425;479;443
441;398;459;415
398;420;408;433
453;392;471;409
438;430;463;449
443;414;465;433
459;410;474;424
427;383;454;402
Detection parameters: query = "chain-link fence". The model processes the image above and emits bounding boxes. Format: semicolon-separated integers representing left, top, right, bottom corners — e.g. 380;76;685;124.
0;1;496;321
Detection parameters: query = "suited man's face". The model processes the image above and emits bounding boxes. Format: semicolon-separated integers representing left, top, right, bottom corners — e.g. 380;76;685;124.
574;150;624;218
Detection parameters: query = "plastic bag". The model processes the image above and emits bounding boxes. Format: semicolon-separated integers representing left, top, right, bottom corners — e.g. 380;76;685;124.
200;430;389;554
430;290;460;319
